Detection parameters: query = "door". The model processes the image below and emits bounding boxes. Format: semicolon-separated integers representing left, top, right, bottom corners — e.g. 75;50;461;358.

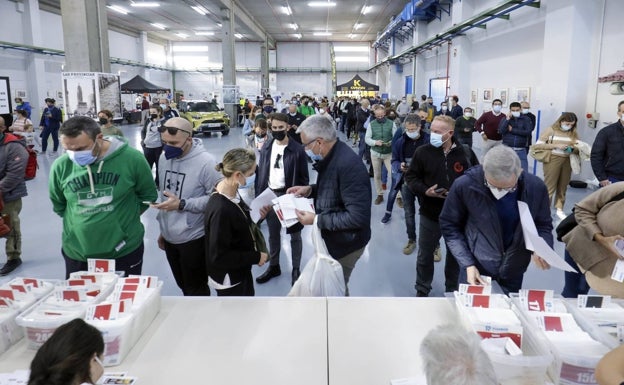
405;75;413;96
429;77;448;107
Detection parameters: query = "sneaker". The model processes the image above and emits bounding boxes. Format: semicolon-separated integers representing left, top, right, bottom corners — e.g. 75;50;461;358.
374;195;384;205
397;197;404;208
434;246;442;262
556;209;567;220
381;213;391;224
403;240;416;255
0;258;22;276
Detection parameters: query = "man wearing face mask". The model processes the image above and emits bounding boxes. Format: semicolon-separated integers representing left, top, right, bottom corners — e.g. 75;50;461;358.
262;97;275;116
298;97;315;117
439;145;552;295
140;104;165;186
153;117;220;296
404;115;478;297
498;102;533;171
475;99;505;153
366;105;396;205
591;101;624;187
286;103;305;144
454;107;476;148
38;98;62;156
49;116;157;278
396;97;411;123
97;110;123;137
436;101;452;117
254;113;309;285
449;95;463;120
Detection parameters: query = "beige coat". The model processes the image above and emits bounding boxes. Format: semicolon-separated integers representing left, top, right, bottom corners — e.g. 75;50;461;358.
563;182;624;297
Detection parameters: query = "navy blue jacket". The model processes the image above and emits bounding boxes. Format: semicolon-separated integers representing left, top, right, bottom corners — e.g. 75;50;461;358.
498;115;532;148
590;120;624;181
391;131;430;173
439;166;553;281
311;140;371;259
450;104;463;120
39;106;62;130
255;137;309;194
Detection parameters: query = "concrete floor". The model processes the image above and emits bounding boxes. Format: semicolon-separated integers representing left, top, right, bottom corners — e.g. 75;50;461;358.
0;121;594;297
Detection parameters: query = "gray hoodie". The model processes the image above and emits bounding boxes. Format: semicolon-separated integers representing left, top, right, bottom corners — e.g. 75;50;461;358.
156;138;221;244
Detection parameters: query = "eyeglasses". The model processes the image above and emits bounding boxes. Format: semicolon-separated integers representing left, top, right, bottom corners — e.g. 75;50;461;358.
157;125;191;136
303;138;319;148
274;153;282;169
484;178;517;193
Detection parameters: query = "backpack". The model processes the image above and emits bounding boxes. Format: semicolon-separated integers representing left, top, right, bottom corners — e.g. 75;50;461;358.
3;133;38;180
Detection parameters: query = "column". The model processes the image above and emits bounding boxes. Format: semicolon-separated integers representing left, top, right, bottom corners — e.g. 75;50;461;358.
448;0;472;106
138;32;148;79
60;0;110;72
22;0;46;115
260;39;269;93
221;3;237;122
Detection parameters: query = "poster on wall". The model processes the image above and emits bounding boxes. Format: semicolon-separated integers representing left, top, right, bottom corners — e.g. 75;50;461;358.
62;72;122;120
0;77;12;115
222;85;239;104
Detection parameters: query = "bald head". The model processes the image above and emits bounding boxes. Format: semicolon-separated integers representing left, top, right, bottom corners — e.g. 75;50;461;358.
165;117;193;135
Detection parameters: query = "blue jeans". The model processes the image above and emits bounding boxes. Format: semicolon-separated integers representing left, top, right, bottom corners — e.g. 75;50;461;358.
416;215;459;295
339;113;347;132
384;172;402;214
514;148;528;171
401;183;417;241
41;126;59;152
561;250;590;298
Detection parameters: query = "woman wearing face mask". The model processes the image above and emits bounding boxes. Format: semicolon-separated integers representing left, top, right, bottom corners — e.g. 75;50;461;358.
205;148;269;296
245;118;271;161
27;319;105;385
242;107;264;136
97;109;123;137
531;112;580;220
140;105;165;186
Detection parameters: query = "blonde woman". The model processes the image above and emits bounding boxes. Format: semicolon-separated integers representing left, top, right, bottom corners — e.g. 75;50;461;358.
205;148;269;296
532;112;579;219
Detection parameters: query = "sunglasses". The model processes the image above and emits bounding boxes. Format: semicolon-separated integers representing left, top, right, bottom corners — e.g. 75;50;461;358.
157;125;192;136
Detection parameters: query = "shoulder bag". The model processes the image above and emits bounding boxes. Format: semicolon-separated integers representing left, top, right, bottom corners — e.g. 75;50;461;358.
529;134;554;163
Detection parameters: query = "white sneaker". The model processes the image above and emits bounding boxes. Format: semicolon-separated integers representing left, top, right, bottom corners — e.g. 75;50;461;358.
556;209;567;220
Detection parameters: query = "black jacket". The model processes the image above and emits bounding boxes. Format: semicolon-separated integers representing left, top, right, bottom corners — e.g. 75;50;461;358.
355;108;370;132
591;120;624;182
311;140;371;259
287;113;306;144
404;138;479;221
255;138;309;193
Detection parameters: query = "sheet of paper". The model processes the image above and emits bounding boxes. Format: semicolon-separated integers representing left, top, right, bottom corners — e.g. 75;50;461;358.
518;201;576;272
208;274;240;290
250;188;278;223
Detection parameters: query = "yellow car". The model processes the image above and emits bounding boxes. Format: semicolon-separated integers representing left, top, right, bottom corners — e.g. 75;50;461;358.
179;100;230;136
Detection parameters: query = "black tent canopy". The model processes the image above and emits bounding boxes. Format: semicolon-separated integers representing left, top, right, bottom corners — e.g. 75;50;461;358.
336;75;379;97
120;75;169;94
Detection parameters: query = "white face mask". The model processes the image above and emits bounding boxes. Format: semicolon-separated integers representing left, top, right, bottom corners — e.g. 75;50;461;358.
464;112;472;118
522;108;530;114
511;111;521;118
405;130;420;139
489;187;508;200
620;113;624;122
492;105;502;113
441;106;448;111
560;124;571;131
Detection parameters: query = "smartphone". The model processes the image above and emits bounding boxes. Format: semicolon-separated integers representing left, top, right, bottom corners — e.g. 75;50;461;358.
434;187;447;194
614;239;624;257
142;201;156;205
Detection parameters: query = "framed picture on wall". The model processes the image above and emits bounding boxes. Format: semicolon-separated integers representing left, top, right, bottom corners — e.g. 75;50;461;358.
516;87;531;103
498;88;508;107
470;90;477;104
482;88;493;101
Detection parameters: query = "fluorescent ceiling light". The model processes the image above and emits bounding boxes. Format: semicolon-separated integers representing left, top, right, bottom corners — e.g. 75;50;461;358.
293;33;302;39
195;31;215;36
281;6;292;15
334;46;369;52
313;31;332;36
235;33;244;39
354;23;363;30
308;1;336;7
191;6;208;15
335;56;368;62
217;23;222;27
131;1;160;7
107;5;129;15
151;23;166;30
361;5;372;14
289;23;299;30
172;45;209;52
176;33;189;38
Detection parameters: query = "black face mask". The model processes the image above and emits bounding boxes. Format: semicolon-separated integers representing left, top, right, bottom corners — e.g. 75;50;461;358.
272;130;287;141
150;113;158;120
99;117;108;125
255;132;267;138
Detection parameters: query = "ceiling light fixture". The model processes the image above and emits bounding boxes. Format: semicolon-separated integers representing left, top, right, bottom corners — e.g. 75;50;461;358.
131;1;160;7
354;23;363;30
335;56;368;62
172;45;209;52
235;33;244;39
151;23;166;30
308;1;336;7
289;23;299;30
361;5;372;14
334;46;369;52
176;33;189;38
195;31;215;36
313;31;332;36
107;5;129;15
294;33;302;39
191;6;208;15
281;6;292;15
217;23;222;27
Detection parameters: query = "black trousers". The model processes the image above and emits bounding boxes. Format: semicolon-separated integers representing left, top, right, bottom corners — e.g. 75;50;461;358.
63;242;144;278
164;237;210;296
143;146;163;186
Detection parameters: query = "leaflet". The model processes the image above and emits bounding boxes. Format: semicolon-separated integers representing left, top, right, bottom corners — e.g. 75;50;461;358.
250;188;277;223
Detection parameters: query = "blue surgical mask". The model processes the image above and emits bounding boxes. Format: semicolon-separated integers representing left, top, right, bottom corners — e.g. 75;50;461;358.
239;173;255;189
163;144;184;160
67;143;97;166
306;149;322;162
430;132;445;148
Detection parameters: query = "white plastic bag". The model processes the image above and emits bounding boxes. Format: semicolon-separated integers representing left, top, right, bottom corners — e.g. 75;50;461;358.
288;217;346;297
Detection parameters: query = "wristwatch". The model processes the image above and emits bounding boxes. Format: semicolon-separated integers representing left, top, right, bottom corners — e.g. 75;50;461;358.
178;199;186;211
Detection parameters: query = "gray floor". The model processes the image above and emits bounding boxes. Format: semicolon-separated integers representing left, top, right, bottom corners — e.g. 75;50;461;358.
0;121;593;297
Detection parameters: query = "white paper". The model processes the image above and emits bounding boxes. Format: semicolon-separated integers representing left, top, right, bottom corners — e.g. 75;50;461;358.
518;201;576;272
390;375;426;385
250;188;278;223
611;258;624;282
207;274;240;290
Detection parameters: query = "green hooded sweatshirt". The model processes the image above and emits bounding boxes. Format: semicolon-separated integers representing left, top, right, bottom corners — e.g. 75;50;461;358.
49;137;158;261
